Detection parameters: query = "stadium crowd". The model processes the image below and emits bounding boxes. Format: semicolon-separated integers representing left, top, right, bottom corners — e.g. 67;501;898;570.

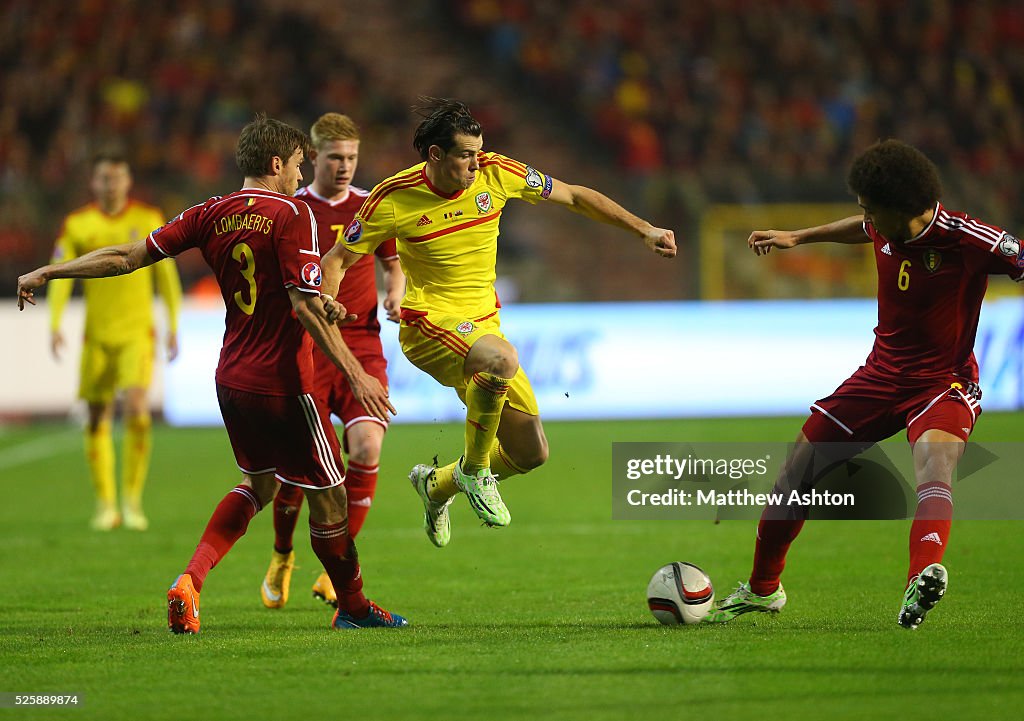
450;0;1024;233
4;0;1024;298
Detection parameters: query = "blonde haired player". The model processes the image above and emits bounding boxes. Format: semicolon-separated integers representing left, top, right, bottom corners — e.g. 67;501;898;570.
322;98;676;547
260;113;406;610
48;150;182;531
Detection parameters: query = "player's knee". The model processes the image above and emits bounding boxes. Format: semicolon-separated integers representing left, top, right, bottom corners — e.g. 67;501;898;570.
345;440;381;469
515;440;549;472
468;337;519;378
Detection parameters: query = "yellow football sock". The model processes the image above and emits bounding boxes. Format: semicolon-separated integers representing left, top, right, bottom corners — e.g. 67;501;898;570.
462;372;510;473
122;414;152;507
85;421;116;507
427;461;460;502
489;439;529;481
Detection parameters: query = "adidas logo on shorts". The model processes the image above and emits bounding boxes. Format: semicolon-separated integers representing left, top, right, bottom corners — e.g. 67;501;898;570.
881;243;892;255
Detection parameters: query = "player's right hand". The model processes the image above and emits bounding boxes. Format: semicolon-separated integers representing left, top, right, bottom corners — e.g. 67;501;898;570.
16;269;47;310
51;331;65;361
348;372;397;422
748;230;800;255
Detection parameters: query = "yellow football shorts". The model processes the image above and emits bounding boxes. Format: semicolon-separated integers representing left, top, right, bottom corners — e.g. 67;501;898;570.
399;310;539;416
78;332;155;403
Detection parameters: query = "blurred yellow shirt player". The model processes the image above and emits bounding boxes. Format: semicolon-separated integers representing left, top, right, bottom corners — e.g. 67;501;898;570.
48;151;182;531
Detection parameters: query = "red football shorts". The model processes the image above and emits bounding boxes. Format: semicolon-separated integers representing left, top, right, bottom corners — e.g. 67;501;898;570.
312;331;389;431
803;365;980;444
216;384;345;489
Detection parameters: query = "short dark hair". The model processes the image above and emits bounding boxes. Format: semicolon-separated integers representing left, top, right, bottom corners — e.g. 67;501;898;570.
847;139;942;215
91;147;129;168
411;97;482;161
235;114;311;177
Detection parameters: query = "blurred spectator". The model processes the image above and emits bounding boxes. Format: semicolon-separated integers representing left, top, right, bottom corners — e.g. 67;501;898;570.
448;0;1024;241
7;0;1022;300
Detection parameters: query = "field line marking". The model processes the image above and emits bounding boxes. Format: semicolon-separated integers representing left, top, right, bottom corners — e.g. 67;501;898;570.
0;429;80;471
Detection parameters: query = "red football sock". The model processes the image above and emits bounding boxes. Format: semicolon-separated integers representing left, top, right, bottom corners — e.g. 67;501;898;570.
273;483;305;554
344;461;378;538
309;520;369;616
907;481;953;584
749;516;805;596
185;485;262;593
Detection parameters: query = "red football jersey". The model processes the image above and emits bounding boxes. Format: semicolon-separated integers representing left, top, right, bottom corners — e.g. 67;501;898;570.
864;202;1024;380
296;185;398;334
147;188;323;395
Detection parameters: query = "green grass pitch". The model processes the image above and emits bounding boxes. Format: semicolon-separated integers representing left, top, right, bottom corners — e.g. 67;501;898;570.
1;415;1022;720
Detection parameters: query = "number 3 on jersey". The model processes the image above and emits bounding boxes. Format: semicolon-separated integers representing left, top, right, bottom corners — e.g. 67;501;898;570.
897;259;911;291
232;242;257;314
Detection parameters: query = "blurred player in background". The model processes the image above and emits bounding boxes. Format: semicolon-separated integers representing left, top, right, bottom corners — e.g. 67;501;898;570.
18;115;407;632
704;139;1024;629
48;150;182;531
322;97;676;548
261;113;405;610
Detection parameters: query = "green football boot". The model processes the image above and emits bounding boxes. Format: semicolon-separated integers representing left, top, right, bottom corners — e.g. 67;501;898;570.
897;563;947;630
702;582;787;624
454;462;510;528
409;464;453;547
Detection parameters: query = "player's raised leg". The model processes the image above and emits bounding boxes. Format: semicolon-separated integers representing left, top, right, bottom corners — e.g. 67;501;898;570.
451;334;516;527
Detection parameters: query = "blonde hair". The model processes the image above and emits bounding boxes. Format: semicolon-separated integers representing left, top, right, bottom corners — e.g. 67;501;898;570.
310;113;360;149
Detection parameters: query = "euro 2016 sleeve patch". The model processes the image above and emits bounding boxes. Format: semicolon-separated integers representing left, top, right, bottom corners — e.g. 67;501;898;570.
301;262;322;288
344;219;363;244
997;232;1024;267
525;166;553;199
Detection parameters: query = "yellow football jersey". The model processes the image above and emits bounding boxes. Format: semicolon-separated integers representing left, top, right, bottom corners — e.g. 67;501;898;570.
49;201;182;344
344;152;553;319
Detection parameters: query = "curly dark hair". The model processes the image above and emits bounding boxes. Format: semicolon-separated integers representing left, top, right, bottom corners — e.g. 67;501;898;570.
235;113;311;177
847;139;942;215
411;97;482;160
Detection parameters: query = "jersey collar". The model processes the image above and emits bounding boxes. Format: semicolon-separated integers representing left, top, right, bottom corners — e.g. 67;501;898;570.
904;202;941;244
421;167;465;200
301;184;351;206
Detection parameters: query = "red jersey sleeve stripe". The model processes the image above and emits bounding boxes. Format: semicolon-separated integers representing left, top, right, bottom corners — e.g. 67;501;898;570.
406;211;501;243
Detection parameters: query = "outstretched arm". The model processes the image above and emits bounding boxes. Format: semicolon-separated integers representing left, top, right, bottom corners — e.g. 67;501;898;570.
288;287;396;422
18;240;155;310
748;215;867;256
544;179;676;258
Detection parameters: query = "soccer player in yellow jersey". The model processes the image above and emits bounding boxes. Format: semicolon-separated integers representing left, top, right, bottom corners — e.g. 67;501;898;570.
48;151;182;531
322;98;676;546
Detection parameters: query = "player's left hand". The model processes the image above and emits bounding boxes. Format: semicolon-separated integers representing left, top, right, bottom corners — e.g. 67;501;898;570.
643;227;677;258
16;269;47;310
167;334;179;362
